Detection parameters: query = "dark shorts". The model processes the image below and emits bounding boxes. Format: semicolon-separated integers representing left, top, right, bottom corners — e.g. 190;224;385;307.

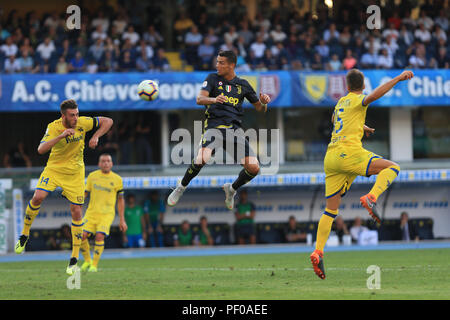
236;224;256;239
200;127;256;163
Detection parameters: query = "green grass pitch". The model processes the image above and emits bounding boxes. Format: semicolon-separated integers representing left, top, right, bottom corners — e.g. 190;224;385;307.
0;248;449;300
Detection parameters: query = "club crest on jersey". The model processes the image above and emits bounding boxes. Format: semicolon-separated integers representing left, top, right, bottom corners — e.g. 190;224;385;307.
300;74;328;103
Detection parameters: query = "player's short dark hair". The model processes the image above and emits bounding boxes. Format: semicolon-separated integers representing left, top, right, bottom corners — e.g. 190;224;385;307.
60;99;78;114
99;153;112;159
218;50;237;65
346;69;365;91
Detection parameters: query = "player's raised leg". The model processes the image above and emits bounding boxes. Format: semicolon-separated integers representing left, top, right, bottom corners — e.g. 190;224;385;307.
15;189;49;254
310;193;341;280
168;147;212;206
360;159;400;223
67;203;84;275
223;156;260;210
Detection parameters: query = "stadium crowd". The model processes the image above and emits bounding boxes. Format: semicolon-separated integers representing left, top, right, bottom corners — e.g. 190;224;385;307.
0;1;449;74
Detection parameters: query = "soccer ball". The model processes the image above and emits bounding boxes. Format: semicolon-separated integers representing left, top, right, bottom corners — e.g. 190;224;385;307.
138;80;159;101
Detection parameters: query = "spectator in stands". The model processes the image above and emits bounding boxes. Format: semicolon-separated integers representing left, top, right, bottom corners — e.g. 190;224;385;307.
0;25;11;42
47;224;72;250
1;36;18;57
3;141;32;168
195;216;214;246
197;37;215;70
377;48;394;69
250;34;266;60
4;55;21;73
342;49;357;70
326;53;341;71
136;50;153;72
17;50;34;73
56;56;69;74
69;51;86;72
381;35;399;59
89;38;105;63
91;11;109;33
91;24;108;42
98;129;119;164
235;190;256;245
238;21;254;46
360;45;378;69
262;48;278;70
414;23;432;44
122;25;140;46
270;24;287;43
399;25;414;47
35;37;55;63
339;26;352;47
417;10;434;31
310;52;324;71
435;9;449;31
434;47;449;69
153;48;171;71
331;216;349;244
432;24;447;43
408;44;427;69
382;22;400;42
184;25;203;66
174;11;194;46
143;25;164;47
144;191;165;248
349;217;369;244
323;23;339;43
284;216;307;243
118;50;136;72
99;50;118;72
123;194;147;248
204;27;219;47
398;212;419;242
401;10;416;30
224;25;239;44
174;220;194;247
112;12;129;35
315;39;330;59
86;59;98;74
74;36;88;58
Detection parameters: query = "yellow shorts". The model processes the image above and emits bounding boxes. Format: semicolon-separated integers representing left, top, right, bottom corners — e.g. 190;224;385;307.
83;213;115;236
324;145;382;198
36;167;85;205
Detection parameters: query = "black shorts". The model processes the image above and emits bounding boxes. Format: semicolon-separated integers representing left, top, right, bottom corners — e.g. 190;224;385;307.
200;127;256;163
236;224;256;239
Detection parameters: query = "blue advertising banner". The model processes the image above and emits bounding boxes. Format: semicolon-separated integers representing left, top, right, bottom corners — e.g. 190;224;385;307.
0;70;449;111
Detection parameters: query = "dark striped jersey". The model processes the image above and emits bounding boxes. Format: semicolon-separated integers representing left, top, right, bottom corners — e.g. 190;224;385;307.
201;73;259;130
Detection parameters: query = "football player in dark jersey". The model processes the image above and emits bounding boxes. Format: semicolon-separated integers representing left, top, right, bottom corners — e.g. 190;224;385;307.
168;50;271;209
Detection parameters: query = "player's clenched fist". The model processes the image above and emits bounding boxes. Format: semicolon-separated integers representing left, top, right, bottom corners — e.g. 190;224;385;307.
89;136;99;149
215;94;227;104
397;70;414;81
60;128;75;138
259;93;271;105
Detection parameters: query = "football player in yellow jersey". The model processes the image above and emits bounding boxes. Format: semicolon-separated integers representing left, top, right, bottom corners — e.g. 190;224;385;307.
14;99;113;276
310;69;414;280
79;153;127;272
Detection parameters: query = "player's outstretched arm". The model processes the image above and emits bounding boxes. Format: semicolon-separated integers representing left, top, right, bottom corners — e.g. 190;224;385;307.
196;90;226;105
252;93;270;113
364;70;414;106
89;116;113;149
37;128;75;154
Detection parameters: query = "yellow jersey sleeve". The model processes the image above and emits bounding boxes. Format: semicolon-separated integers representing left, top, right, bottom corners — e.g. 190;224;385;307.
40;123;59;144
78;116;98;132
116;176;124;196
